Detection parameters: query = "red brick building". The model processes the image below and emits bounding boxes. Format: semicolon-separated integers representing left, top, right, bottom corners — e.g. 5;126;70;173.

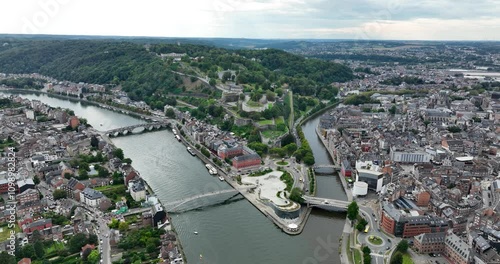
413;232;445;254
22;219;52;234
232;153;261;169
69;116;80;129
381;202;449;238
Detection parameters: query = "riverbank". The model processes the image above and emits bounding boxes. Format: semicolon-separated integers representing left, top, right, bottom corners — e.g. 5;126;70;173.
0;87;153;120
176;125;311;235
315;121;355;264
97;131;187;263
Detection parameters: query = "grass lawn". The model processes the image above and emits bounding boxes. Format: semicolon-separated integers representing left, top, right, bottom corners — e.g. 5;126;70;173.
45;242;65;255
262;130;287;139
276;161;289;166
0;224;21;242
95;184;126;192
368;235;383;245
353;249;362;264
246;100;262;107
257;119;274;126
275;116;285;125
403;253;414;264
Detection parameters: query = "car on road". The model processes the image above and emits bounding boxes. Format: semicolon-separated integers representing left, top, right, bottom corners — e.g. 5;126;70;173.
387;238;391;243
386;246;390;250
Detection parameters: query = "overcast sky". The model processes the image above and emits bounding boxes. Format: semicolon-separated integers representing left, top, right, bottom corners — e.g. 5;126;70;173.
1;0;500;40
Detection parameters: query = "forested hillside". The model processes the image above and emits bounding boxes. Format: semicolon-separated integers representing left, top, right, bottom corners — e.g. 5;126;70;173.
0;39;354;104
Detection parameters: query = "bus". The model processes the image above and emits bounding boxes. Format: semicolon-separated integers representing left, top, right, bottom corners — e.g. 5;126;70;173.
364;225;370;233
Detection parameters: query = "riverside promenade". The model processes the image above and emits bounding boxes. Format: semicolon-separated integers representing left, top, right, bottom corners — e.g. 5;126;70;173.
177;125;311;235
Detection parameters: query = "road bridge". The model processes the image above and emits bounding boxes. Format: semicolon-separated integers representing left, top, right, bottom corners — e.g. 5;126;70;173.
303;195;350;212
104;122;171;137
313;164;341;174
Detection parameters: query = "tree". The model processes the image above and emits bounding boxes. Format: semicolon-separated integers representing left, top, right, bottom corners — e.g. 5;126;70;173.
88;249;100;263
165;108;176;118
0;251;15;264
390;251;403;264
447;126;461;133
222;71;232;82
19;244;35;259
396;239;409;253
68;233;89;253
33;175;40;184
108;219;120;229
389;105;397;115
289;187;304;203
113;148;124;160
32;230;42;243
64;172;72;179
53;189;67;200
266;90;276;101
209;78;216;86
118;221;129;232
347;201;359;221
34;241;44;259
90;135;99;148
356;218;368;232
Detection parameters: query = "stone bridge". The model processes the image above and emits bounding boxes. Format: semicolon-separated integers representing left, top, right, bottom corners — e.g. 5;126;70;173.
104;122;171;137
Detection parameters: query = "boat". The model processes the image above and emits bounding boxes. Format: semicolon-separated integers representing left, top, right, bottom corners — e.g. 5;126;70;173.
194;231;198;235
205;164;218;175
218;176;225;181
187;147;196;156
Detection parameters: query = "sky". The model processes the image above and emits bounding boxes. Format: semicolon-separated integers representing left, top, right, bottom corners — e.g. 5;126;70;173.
1;0;500;40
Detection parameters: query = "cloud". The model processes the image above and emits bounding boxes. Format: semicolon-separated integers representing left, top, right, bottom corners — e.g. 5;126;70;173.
0;0;499;40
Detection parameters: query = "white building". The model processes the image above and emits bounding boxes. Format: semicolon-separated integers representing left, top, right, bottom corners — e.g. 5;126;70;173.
390;146;431;163
25;110;35;120
128;180;146;201
79;188;104;207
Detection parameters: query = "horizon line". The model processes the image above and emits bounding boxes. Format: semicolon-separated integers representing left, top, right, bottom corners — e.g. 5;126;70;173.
1;33;499;43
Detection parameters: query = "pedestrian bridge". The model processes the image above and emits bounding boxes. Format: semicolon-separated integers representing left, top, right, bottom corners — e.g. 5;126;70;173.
302;195;349;212
164;189;242;213
104;122;171;137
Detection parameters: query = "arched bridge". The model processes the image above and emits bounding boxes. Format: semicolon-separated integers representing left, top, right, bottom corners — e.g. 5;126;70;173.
313;164;341;174
164;189;241;213
104;122;171;136
303;195;349;212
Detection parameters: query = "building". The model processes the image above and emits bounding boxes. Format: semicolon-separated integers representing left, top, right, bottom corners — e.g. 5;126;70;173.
413;232;445;254
17;179;35;193
217;144;243;159
128;180;146;201
18;258;32;264
69;116;80;129
390;146;431;163
444;230;471;264
16;189;39;205
355;161;384;192
380;202;448;238
341;159;353;178
25;110;35;120
232;153;261;169
79;188;104;207
21;219;52;234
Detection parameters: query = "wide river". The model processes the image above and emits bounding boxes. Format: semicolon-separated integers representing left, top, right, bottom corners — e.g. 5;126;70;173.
2;91;348;264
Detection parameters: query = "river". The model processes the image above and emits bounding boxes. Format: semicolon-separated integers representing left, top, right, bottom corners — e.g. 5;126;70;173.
2;91;347;264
